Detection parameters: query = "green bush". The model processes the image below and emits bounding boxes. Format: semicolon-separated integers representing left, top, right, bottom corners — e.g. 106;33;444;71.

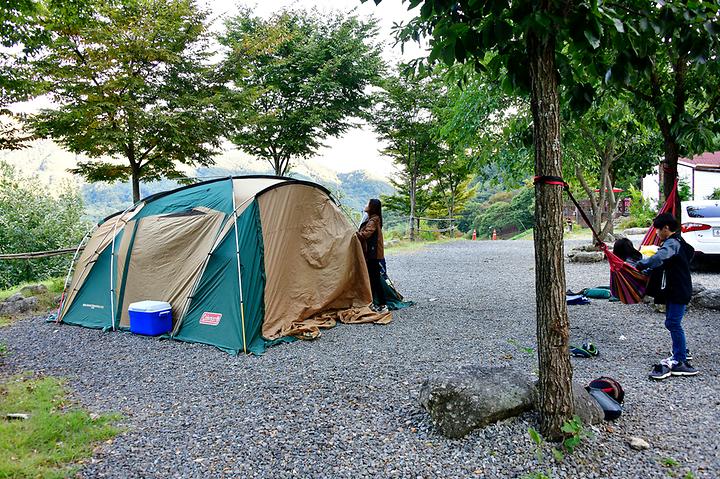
474;186;535;236
619;186;656;229
0;162;90;289
708;187;720;200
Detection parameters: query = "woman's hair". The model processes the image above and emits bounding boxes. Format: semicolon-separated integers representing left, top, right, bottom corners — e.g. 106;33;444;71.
613;238;642;262
367;198;382;226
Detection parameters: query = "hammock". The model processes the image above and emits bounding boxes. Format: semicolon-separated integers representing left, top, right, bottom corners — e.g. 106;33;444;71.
535;176;678;304
640;180;679;247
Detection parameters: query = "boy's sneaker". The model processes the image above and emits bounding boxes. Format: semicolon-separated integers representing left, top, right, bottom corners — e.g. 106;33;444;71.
660;357;678;368
668;348;692;361
670;361;698;377
649;363;672;380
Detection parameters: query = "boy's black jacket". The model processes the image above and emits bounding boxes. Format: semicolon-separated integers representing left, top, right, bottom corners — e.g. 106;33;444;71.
646;232;694;305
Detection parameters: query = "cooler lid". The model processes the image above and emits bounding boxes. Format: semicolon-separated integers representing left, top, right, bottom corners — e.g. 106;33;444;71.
128;300;172;313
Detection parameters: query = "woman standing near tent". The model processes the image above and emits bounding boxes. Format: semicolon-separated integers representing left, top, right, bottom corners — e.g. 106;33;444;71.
356;199;388;313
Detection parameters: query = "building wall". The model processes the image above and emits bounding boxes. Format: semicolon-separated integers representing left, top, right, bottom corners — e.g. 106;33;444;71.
691;170;720;199
642;164;718;203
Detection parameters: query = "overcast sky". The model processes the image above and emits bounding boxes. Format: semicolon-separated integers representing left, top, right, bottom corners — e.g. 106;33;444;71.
202;0;425;179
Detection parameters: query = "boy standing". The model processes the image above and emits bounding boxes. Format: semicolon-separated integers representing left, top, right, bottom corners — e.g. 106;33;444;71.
636;213;698;380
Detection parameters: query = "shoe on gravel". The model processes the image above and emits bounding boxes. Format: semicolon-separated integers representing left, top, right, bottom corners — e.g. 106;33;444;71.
668;348;693;361
670;361;698;377
660;356;678;368
649;363;672;380
375;305;389;314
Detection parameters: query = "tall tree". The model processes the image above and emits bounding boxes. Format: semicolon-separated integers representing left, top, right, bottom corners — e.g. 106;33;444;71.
372;70;440;241
0;0;48;150
602;1;720;216
427;150;475;234
367;0;617;439
28;0;224;202
219;9;384;176
563;94;660;241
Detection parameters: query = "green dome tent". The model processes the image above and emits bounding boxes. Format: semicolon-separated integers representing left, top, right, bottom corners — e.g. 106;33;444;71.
57;176;377;355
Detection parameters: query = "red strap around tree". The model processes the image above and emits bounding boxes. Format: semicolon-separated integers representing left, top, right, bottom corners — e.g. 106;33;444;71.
533;175;604;246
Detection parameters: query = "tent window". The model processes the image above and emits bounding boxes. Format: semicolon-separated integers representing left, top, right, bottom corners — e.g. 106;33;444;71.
161;209;207;218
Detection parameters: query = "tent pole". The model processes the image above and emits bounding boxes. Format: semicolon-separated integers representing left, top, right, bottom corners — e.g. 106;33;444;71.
56;225;95;323
109;205;135;331
230;178;248;353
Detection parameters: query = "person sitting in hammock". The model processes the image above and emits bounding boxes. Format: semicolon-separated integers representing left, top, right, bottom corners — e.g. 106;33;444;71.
613;238;643;267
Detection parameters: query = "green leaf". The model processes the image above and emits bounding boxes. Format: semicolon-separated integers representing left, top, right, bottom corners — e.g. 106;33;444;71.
584;30;600;49
528;427;542;446
551;447;565;462
613;18;625;33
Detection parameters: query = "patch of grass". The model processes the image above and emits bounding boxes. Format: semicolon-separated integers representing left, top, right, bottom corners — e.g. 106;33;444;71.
0;277;64;328
0;277;65;301
0;343;6;358
385;236;461;253
510;228;534;240
510;227;595;241
662;457;680;468
0;375;121;478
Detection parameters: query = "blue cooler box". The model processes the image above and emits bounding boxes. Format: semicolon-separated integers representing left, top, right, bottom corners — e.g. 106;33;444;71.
128;301;172;336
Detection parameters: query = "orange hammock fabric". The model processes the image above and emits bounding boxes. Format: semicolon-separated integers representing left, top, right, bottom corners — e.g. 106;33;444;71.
535;176;678;305
640;180;679;247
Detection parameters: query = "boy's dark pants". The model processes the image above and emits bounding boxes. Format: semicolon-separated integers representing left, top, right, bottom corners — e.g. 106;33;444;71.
666;302;688;362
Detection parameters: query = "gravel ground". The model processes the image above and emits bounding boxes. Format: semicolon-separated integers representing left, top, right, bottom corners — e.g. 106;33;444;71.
1;239;719;478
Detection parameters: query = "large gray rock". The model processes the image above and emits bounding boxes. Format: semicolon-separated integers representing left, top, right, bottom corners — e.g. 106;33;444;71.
0;295;38;316
571;382;605;425
692;288;720;310
571;243;606;253
623;227;648;236
692;283;706;295
419;366;535;438
6;293;23;303
568;251;605;263
19;284;48;296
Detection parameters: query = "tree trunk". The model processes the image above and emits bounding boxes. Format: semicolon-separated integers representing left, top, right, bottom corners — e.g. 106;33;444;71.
128;143;141;203
409;139;417;242
131;168;141;203
527;29;574;441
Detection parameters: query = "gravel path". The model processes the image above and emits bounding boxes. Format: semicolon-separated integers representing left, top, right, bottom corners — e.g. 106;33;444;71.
1;239;719;478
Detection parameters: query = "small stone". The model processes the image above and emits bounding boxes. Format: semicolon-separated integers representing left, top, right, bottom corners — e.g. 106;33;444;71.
628;437;650;450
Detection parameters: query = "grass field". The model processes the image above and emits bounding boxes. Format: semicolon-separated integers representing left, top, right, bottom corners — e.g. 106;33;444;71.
0;375;120;478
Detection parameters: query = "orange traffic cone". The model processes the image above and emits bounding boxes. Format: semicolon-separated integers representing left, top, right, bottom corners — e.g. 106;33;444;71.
492;229;497;240
472;229;476;240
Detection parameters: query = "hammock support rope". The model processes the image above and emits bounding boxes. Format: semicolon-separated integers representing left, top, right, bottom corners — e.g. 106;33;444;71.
533;175;654;304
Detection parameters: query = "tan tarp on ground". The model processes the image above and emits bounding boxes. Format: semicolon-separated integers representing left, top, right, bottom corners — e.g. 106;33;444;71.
116;209;225;328
60;207;142;319
258;184;385;339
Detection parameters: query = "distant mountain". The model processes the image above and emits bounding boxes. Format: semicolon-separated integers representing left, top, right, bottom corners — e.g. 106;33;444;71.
2;137;394;222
